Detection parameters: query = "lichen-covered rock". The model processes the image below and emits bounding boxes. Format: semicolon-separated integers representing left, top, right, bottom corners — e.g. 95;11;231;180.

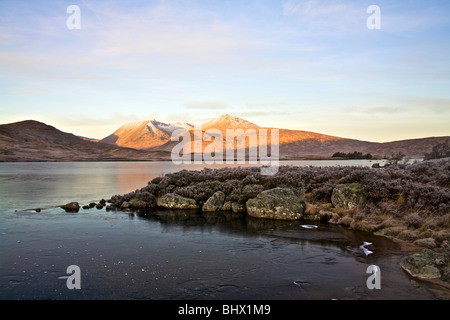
331;182;362;209
400;249;449;280
156;193;199;210
121;201;131;209
129;198;149;209
222;201;232;211
246;187;304;220
202;191;226;212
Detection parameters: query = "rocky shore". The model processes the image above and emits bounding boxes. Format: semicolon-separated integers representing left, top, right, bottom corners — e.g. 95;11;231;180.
60;158;449;293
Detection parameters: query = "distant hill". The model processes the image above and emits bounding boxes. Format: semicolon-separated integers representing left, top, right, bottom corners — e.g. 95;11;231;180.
101;114;449;159
1;117;448;162
0;120;170;162
103;114;350;155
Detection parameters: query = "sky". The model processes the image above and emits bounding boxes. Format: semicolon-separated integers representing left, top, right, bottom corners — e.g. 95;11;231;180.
1;0;449;142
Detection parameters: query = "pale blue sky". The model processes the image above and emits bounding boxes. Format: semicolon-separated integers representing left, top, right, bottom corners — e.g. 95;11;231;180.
1;0;449;142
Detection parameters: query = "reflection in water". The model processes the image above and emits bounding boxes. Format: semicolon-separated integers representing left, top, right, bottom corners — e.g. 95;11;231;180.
0;161;437;300
0;205;436;300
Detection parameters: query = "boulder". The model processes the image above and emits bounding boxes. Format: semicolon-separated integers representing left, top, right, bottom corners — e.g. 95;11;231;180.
120;201;131;209
400;249;449;280
222;201;232;211
202;191;226;212
129;198;148;209
331;182;362;209
60;202;80;213
156;193;199;210
246;187;305;220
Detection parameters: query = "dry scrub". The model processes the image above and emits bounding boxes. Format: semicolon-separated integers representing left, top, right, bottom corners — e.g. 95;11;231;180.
111;158;450;247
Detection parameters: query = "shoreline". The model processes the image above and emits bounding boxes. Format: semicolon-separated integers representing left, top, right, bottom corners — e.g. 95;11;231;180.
105;159;448;245
81;158;448;295
0;156;392;163
41;158;448;298
64;198;450;300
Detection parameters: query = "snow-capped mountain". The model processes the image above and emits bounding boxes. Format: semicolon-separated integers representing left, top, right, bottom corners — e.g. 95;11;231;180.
95;114;450;158
1;116;448;161
202;114;259;131
100;114;346;153
100;115;262;151
100;120;194;150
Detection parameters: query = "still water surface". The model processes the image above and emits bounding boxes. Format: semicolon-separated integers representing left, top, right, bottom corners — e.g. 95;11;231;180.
0;161;433;300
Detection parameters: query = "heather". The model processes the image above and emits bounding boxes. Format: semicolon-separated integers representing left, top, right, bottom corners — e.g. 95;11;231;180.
111;158;450;247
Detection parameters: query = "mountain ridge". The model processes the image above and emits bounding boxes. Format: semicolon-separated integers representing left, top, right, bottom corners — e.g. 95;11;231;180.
1;117;449;161
101;114;349;154
0;120;170;162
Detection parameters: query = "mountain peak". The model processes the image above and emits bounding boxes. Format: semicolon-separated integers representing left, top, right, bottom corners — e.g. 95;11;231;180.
202;114;259;130
101;119;194;149
147;119;194;135
2;120;57;131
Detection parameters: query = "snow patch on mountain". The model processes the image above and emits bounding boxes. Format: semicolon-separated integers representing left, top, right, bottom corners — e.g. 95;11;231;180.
147;120;194;135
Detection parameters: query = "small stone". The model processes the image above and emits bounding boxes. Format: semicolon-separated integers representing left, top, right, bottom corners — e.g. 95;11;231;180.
129;198;148;209
156;193;199;210
231;202;246;213
222;201;232;211
60;202;80;213
202;191;226;212
121;201;131;209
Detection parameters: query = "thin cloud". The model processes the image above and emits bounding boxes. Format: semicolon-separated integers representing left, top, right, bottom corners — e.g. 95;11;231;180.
245;102;290;109
282;0;370;35
184;101;230;110
0;1;265;81
235;111;289;118
283;0;349;17
88;2;258;57
342;96;450;115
